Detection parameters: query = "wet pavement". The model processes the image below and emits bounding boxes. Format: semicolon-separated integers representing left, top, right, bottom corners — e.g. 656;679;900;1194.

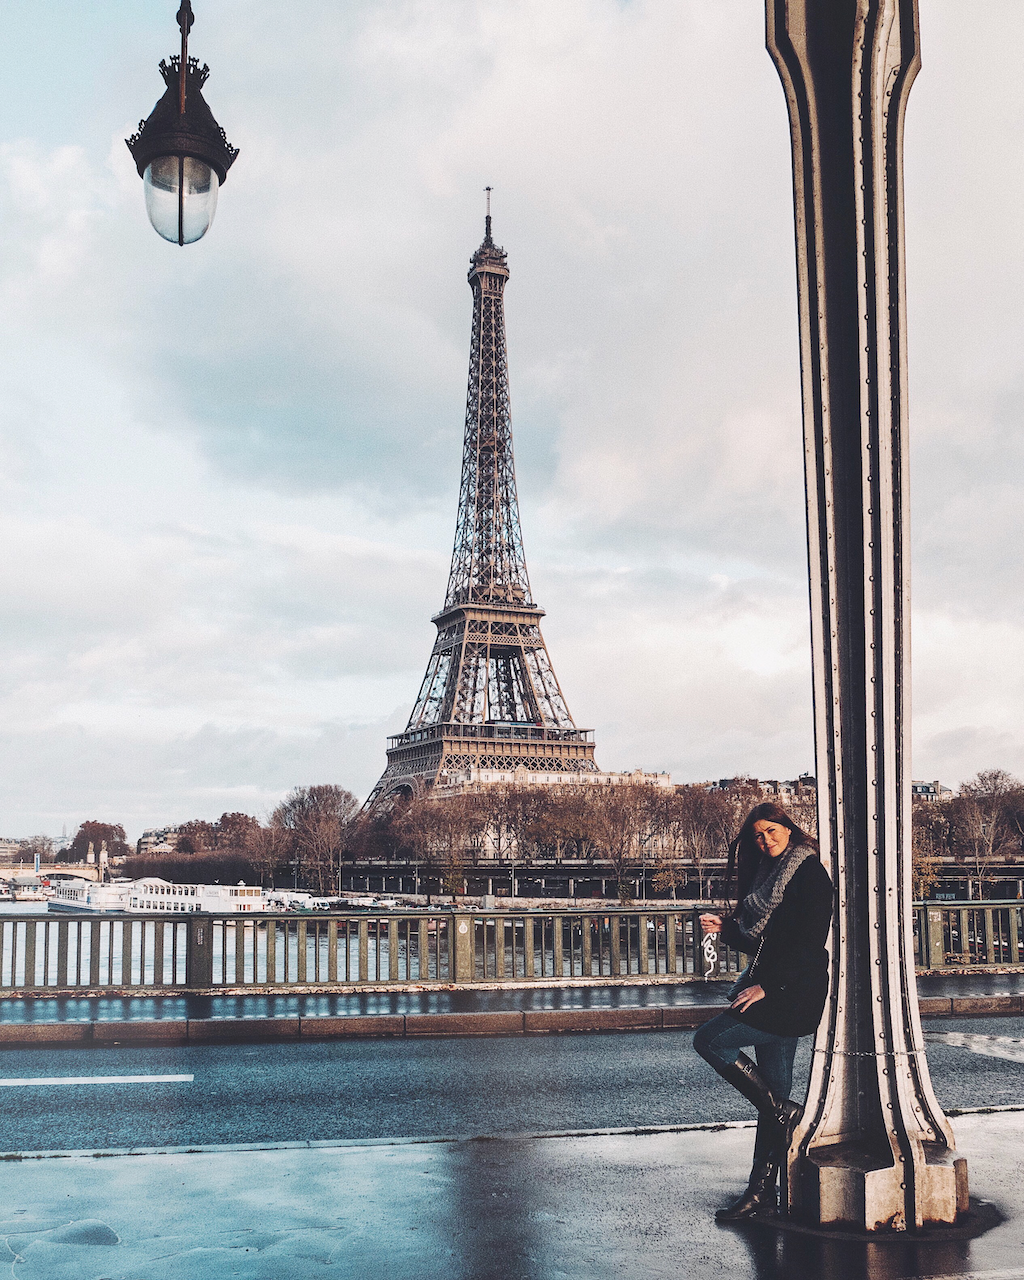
2;1016;1021;1152
1;971;1019;1024
0;1110;1019;1279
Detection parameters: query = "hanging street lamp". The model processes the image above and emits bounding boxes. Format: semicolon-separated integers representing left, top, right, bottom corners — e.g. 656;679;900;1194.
127;2;238;246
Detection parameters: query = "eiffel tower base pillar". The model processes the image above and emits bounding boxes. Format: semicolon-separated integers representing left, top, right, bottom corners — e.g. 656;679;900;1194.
766;0;968;1232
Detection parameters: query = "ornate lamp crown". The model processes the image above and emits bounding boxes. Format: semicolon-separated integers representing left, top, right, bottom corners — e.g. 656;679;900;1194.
127;53;238;185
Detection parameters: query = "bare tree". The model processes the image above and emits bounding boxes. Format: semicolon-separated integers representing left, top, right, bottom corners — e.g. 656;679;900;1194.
273;785;360;894
653;785;732;902
585;784;659;905
531;785;601;862
397;794;487;896
491;785;553;895
948;770;1023;899
239;821;291;888
911;799;948;901
19;835;54;868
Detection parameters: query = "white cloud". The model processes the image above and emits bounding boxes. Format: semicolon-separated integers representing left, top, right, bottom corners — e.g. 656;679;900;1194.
0;1;1020;837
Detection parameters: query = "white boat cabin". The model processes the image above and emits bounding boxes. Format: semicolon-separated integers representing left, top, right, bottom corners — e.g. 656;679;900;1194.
129;879;266;913
49;877;265;914
48;880;132;912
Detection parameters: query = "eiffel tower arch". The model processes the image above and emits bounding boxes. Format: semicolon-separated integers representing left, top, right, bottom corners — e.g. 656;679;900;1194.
367;211;600;806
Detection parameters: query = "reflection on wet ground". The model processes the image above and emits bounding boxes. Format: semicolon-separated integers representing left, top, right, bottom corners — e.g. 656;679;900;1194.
730;1226;976;1280
0;1114;1018;1280
1;971;1020;1023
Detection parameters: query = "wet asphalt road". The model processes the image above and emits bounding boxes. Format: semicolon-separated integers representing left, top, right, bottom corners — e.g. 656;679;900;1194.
1;1015;1021;1153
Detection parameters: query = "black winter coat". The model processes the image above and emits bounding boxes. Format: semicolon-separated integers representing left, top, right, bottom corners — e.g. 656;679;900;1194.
719;855;833;1038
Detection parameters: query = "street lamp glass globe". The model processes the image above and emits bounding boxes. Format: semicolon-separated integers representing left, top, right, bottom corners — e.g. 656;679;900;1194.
143;155;219;245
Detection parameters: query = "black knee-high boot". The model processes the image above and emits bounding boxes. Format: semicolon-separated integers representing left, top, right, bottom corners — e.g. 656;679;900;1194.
713;1053;803;1221
715;1156;779;1221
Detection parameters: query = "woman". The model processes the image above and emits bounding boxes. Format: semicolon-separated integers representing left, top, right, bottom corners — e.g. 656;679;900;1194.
693;802;832;1221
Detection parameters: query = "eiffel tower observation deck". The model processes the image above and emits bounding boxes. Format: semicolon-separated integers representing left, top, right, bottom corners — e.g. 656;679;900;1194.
367;209;599;805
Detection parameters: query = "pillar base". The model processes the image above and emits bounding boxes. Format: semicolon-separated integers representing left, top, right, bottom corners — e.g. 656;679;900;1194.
727;1197;999;1243
798;1142;968;1232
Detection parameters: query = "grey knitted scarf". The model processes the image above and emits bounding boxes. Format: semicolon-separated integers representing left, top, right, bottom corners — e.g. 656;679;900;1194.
734;843;814;946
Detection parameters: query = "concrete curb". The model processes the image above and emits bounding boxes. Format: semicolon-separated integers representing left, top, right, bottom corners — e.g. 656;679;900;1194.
2;1106;1021;1163
0;992;1017;1047
0;1006;720;1047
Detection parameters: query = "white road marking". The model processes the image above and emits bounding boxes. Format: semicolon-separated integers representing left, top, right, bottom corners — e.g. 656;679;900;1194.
925;1032;1024;1063
0;1074;193;1087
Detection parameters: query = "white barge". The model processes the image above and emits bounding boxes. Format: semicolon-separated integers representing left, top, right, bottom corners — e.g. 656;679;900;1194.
48;881;132;913
48;877;266;914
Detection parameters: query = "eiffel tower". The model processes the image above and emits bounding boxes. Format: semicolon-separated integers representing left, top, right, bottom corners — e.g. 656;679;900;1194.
368;205;599;805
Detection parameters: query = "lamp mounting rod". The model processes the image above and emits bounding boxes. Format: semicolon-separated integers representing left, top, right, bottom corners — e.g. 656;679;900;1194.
176;1;194;115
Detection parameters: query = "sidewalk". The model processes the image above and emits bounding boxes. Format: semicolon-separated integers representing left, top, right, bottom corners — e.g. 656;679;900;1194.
1;1111;1019;1279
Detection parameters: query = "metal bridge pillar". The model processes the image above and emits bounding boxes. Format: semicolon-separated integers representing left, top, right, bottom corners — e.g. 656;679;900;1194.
765;0;968;1230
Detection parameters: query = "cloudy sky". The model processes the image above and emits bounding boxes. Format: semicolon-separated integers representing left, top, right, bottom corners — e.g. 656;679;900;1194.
0;1;1021;841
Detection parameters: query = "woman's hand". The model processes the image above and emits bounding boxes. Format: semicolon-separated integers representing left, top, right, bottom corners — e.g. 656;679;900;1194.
731;984;766;1013
699;913;722;935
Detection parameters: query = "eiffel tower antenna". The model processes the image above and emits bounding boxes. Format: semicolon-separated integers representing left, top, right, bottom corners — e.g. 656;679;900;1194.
367;212;598;804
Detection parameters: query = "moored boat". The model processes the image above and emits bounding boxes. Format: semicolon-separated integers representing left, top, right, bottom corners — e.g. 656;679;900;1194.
48;877;266;914
127;878;266;913
48;880;131;913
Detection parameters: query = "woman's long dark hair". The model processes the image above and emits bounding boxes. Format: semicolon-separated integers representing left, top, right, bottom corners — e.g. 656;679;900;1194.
724;802;818;909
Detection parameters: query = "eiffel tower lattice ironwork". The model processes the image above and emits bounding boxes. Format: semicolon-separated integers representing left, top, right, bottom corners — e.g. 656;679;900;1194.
368;211;598;805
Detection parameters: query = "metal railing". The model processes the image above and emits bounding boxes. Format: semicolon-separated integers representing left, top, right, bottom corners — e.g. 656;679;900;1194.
914;900;1024;969
388;722;594;746
0;901;1018;995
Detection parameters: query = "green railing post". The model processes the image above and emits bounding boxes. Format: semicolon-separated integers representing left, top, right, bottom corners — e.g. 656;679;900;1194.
493;916;505;979
327;920;338;983
23;921;37;989
186;917;214;987
926;907;945;969
56;920;69;988
638;914;650;974
524;916;535;978
88;920;101;988
358;920;369;981
418;918;429;981
297;919;308;983
453;912;474;981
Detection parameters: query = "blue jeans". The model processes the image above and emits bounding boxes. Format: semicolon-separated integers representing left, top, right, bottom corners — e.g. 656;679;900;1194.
693;1012;800;1161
